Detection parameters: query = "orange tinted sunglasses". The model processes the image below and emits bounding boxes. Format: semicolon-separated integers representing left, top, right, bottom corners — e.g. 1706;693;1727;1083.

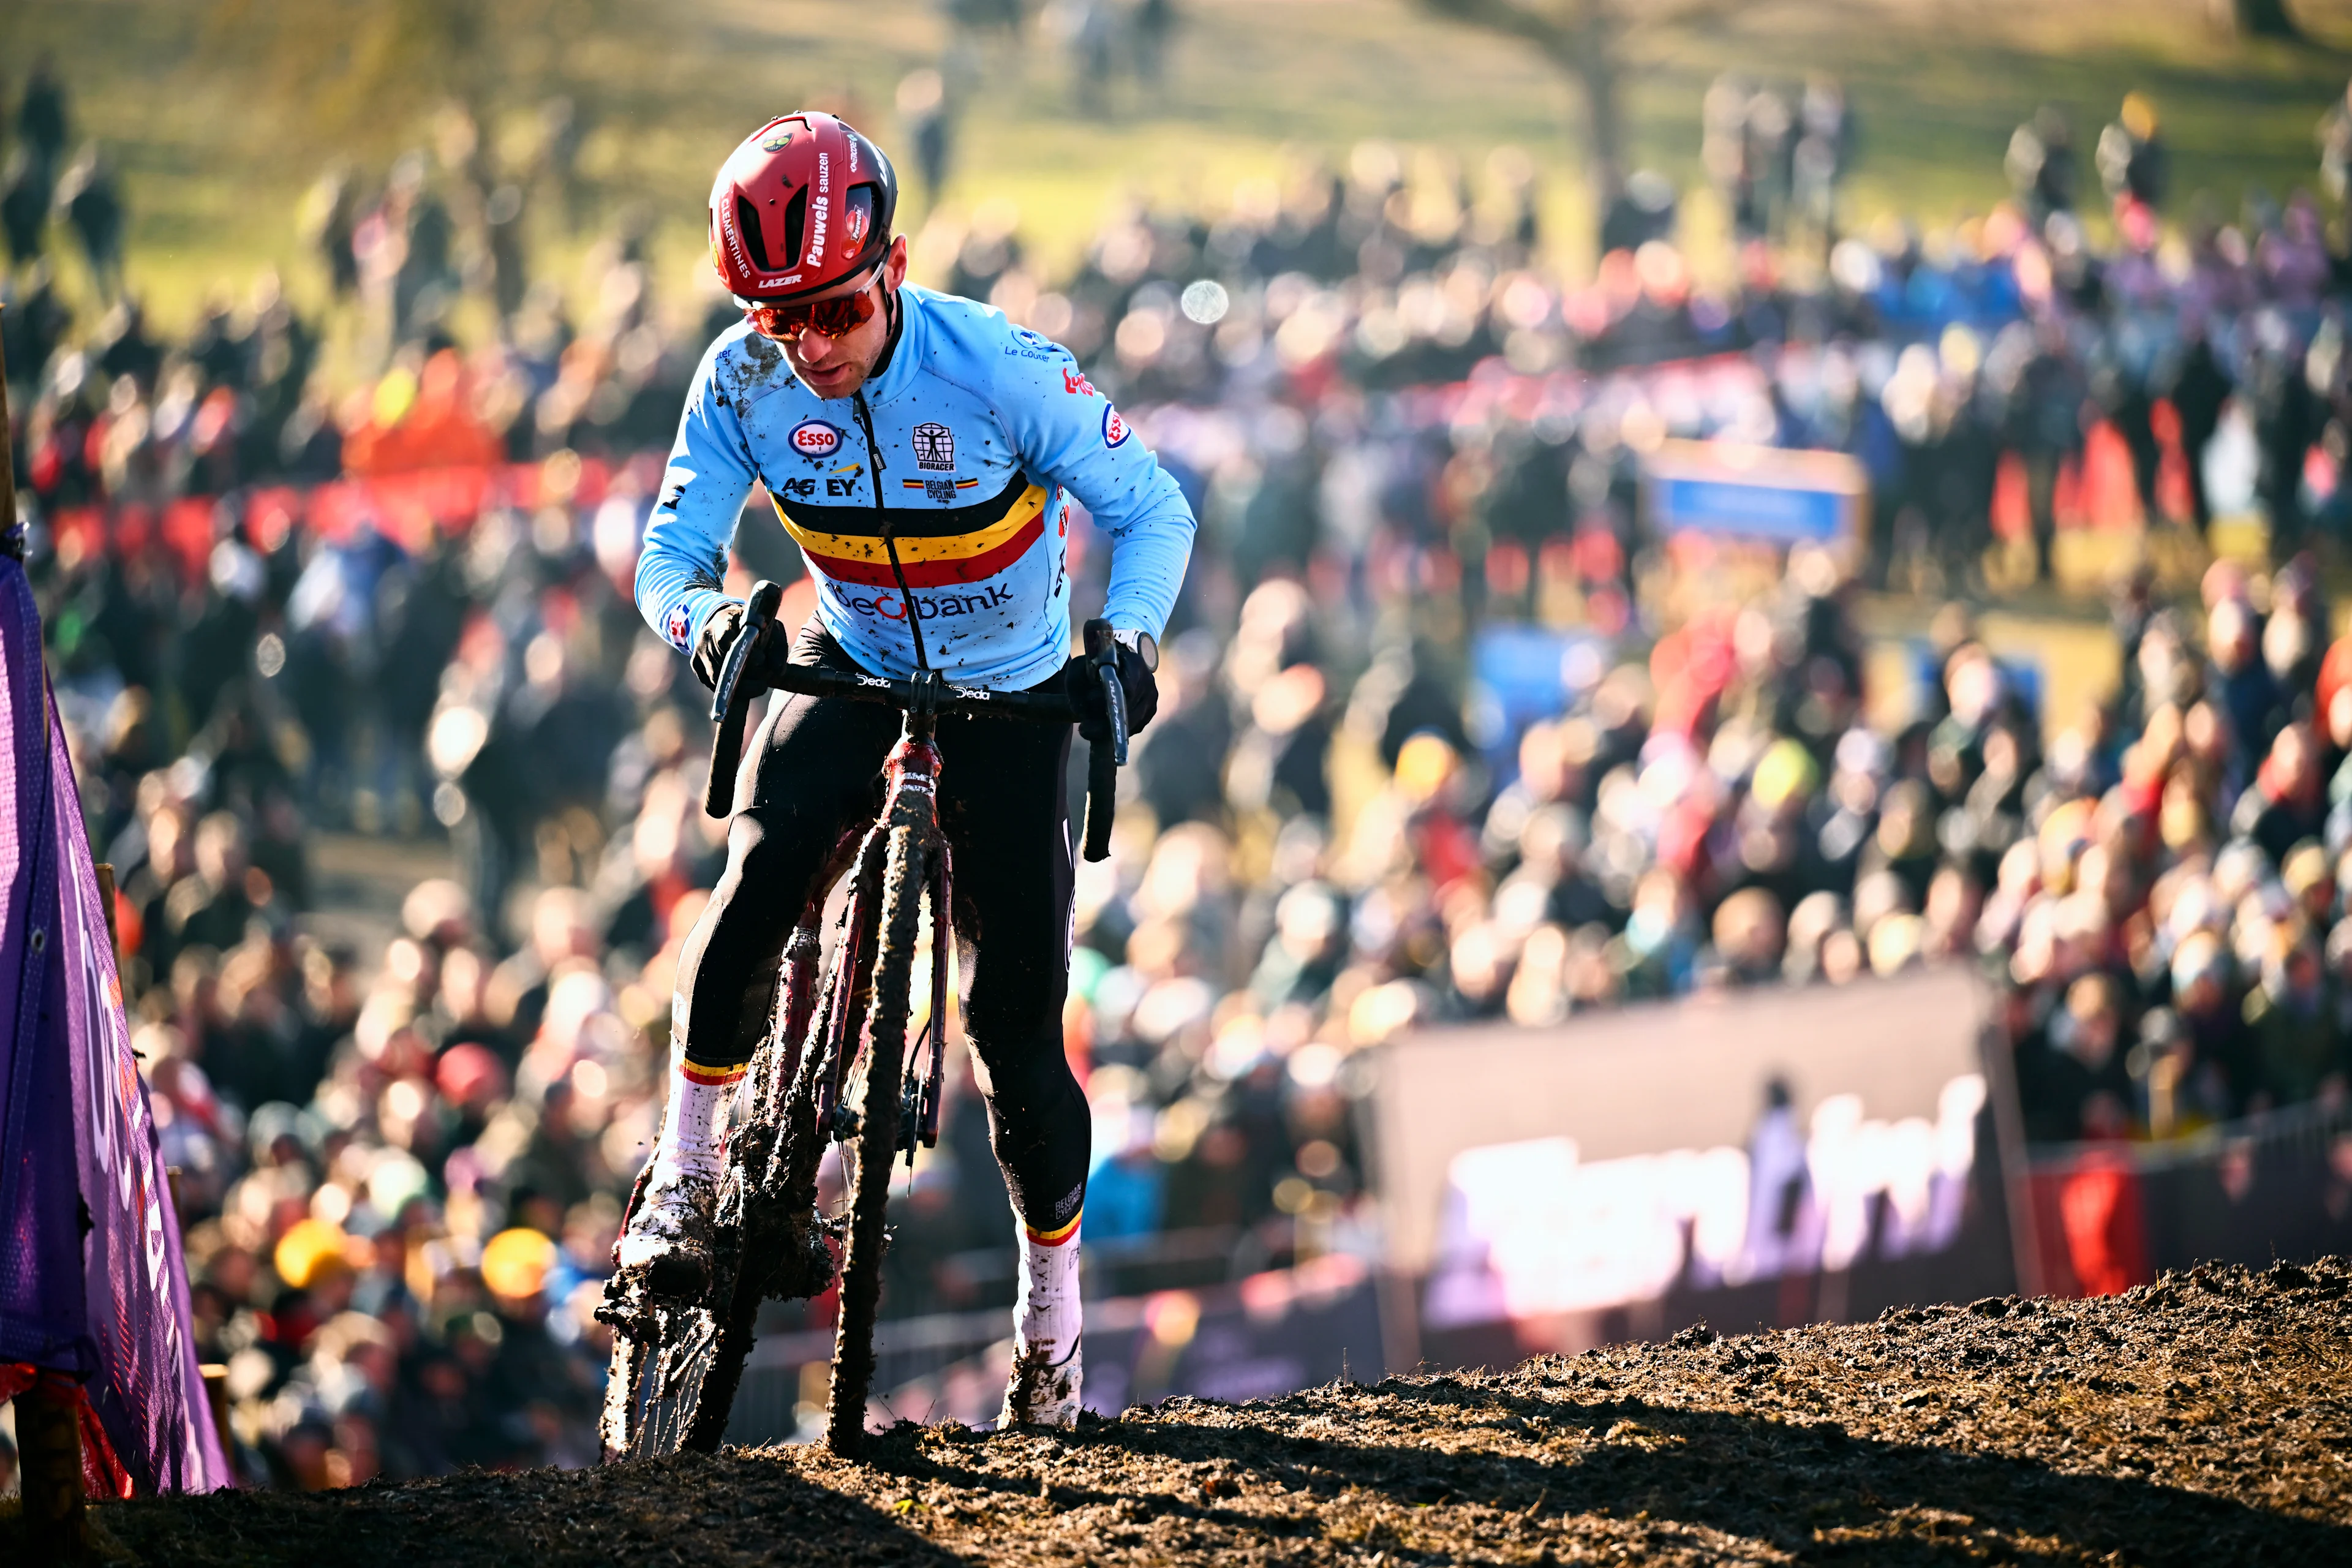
741;281;881;342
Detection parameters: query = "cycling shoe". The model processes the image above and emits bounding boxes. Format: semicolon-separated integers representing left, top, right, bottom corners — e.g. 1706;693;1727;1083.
616;1165;718;1299
997;1334;1082;1430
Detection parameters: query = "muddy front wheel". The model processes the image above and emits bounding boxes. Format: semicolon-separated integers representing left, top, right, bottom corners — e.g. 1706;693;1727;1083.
601;1295;722;1461
822;821;929;1455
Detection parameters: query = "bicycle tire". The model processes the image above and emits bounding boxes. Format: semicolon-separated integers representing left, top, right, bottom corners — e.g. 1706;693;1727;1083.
609;1299;722;1459
598;1314;643;1457
698;850;894;1449
600;1159;728;1462
823;820;929;1454
680;1262;763;1452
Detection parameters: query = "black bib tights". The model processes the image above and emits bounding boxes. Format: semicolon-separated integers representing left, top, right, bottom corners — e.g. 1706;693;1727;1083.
669;624;1088;1234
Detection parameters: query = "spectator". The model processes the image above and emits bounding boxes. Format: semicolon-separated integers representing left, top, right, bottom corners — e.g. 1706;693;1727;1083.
53;145;125;300
2097;94;2170;214
15;57;71;180
2;148;49;266
897;69;954;211
2006;106;2078;225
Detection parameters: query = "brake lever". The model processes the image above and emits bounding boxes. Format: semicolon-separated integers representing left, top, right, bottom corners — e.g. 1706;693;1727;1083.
709;579;784;724
704;579;785;819
1079;619;1123;862
1095;665;1128;766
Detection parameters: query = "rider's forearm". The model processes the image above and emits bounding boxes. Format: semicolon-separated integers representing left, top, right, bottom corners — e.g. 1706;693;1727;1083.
638;349;761;654
1094;478;1196;641
634;524;739;655
637;454;756;654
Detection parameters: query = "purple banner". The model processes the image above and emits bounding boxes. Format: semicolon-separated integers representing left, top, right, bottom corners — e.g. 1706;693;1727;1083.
0;554;228;1494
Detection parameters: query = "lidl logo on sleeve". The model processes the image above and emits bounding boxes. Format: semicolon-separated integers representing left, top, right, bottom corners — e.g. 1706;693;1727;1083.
789;420;843;460
1101;405;1129;448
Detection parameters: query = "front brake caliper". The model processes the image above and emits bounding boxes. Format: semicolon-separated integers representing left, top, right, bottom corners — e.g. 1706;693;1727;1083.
898;1076;922;1163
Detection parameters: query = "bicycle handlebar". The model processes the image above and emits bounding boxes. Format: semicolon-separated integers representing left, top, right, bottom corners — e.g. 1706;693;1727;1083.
761;660;1080;722
703;581;1126;862
703;581;783;818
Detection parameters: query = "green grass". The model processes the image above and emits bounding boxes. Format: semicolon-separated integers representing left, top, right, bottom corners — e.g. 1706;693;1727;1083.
4;0;2350;345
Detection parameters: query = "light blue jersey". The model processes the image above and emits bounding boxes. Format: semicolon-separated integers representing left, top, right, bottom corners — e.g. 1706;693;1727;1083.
635;285;1196;690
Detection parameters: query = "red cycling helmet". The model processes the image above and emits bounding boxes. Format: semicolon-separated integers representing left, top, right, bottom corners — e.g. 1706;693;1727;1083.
709;113;898;304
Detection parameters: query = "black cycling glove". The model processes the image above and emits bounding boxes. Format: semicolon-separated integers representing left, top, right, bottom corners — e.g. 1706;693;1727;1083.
1063;636;1159;744
691;601;752;693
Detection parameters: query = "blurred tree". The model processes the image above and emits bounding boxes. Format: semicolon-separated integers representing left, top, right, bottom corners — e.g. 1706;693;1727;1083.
1414;0;1729;237
2220;0;2302;40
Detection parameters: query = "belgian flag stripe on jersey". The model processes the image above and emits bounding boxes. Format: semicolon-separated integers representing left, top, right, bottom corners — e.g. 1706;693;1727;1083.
773;473;1050;589
774;469;1035;539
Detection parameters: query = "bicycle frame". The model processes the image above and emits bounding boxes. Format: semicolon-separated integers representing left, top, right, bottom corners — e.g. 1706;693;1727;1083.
808;718;952;1153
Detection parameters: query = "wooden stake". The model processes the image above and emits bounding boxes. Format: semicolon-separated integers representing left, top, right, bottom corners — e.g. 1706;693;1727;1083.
18;1374;91;1561
200;1363;234;1467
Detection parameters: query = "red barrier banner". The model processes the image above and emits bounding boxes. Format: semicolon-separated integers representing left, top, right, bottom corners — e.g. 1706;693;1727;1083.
2026;1101;2352;1297
40;451;669;566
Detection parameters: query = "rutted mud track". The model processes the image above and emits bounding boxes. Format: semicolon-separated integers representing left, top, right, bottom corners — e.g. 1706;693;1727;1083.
94;1261;2352;1564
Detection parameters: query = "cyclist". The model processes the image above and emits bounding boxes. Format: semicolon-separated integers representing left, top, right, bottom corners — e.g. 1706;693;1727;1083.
621;112;1193;1430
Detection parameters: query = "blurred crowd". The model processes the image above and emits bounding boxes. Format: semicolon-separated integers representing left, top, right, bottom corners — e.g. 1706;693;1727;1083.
940;89;2340;598
1106;537;2352;1159
12;53;2352;1488
1987;555;2352;1143
9;69;2351;606
3;66;724;525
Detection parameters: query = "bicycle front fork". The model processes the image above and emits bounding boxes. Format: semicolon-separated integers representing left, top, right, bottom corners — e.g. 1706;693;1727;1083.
793;722;955;1158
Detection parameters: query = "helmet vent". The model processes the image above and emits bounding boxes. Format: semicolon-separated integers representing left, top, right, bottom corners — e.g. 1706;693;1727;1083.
781;187;809;268
734;195;774;273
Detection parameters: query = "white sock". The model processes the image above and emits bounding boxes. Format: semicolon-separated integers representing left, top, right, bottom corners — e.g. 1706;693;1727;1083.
1013;1212;1083;1365
654;1042;742;1184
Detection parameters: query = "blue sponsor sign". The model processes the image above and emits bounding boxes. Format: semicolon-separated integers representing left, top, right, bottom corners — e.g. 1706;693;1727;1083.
1642;440;1866;546
1471;625;1597;738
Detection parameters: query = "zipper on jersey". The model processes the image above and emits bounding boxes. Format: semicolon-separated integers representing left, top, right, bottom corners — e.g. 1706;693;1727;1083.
853;388;932;673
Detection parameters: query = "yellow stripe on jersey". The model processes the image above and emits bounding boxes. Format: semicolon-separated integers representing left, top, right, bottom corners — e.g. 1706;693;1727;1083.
772;482;1047;568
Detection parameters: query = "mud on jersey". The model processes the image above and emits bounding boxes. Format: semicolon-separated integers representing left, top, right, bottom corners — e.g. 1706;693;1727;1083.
635;285;1196;690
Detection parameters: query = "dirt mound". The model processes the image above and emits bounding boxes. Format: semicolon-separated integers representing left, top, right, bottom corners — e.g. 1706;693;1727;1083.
89;1260;2352;1564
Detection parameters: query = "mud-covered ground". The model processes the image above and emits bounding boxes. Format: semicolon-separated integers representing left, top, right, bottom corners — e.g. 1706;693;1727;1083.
75;1261;2352;1564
